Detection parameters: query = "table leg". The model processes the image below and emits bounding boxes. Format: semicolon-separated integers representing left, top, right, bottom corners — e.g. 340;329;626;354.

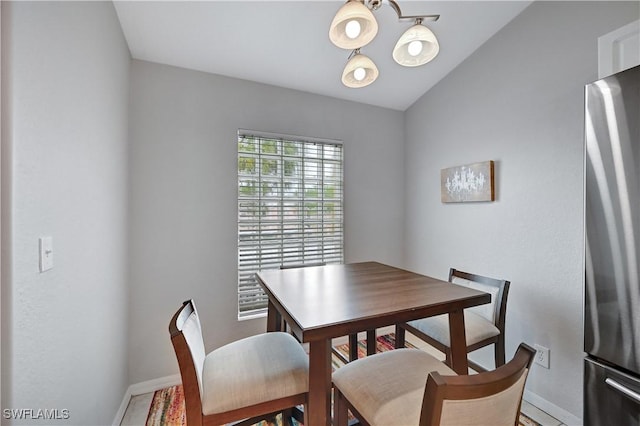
394;324;406;349
267;300;281;332
349;334;358;362
448;309;469;375
366;329;377;356
308;338;331;426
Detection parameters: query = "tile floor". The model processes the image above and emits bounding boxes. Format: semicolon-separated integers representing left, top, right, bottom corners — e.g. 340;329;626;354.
121;393;153;426
121;328;566;426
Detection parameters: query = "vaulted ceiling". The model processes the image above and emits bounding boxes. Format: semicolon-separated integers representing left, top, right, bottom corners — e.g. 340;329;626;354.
113;1;532;111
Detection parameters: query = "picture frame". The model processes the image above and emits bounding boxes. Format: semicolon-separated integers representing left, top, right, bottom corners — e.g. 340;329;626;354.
441;160;495;203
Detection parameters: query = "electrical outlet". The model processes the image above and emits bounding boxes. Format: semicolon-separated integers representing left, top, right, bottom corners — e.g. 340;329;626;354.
534;344;550;369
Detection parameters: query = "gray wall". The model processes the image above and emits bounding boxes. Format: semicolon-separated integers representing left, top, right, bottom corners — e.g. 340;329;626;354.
403;1;639;422
1;2;131;424
127;60;405;384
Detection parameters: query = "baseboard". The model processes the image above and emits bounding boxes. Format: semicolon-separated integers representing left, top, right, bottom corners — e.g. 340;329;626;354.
524;389;582;426
111;374;182;426
112;387;132;426
129;374;182;396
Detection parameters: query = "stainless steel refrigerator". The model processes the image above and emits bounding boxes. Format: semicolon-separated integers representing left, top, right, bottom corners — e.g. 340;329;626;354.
585;64;640;425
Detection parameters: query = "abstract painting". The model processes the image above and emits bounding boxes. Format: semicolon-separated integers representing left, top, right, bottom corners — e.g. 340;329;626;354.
441;160;495;203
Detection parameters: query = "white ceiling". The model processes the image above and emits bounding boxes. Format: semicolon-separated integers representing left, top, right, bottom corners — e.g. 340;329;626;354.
113;1;532;111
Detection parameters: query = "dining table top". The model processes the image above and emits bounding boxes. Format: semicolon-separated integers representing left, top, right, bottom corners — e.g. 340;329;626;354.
256;261;491;342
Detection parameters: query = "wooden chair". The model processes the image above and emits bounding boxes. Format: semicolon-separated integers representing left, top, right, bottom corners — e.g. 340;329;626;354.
333;342;536;426
169;300;308;426
395;268;510;372
279;263;376;363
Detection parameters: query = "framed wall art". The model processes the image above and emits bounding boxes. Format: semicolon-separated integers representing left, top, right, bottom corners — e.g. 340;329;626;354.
441;160;495;203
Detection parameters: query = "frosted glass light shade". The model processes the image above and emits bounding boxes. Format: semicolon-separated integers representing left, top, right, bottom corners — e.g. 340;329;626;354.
342;53;378;88
329;0;378;50
392;23;439;67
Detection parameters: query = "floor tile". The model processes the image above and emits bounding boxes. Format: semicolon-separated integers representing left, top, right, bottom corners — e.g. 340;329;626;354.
120;392;153;426
521;400;563;426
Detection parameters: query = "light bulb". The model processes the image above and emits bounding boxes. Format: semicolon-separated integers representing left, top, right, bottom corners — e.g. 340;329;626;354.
353;67;366;81
345;20;361;39
407;40;423;57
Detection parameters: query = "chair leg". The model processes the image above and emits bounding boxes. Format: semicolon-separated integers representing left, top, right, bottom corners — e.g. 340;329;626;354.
282;408;294;426
395;324;406;349
303;403;309;426
292;405;305;424
334;389;350;426
349;334;359;362
366;329;376;356
495;337;506;368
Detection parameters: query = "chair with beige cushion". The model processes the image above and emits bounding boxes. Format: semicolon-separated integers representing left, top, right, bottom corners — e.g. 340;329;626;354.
169;299;308;426
333;342;535;426
395;268;510;372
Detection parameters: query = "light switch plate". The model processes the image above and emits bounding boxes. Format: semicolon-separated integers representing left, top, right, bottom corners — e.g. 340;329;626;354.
39;236;53;272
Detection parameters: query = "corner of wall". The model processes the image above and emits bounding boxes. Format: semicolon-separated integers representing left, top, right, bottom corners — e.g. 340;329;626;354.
0;0;13;417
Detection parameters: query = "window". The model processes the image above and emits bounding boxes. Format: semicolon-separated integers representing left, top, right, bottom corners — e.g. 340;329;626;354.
237;131;344;318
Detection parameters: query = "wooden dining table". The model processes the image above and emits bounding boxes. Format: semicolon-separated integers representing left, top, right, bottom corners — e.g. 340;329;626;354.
256;261;491;426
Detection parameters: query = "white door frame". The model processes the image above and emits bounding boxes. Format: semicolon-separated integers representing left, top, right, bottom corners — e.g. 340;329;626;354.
598;19;640;78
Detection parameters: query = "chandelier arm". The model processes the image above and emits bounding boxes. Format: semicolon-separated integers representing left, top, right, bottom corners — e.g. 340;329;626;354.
387;0;440;21
387;0;402;17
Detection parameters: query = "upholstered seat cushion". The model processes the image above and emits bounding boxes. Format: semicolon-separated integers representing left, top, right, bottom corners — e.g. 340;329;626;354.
407;310;500;347
333;349;456;426
201;332;308;415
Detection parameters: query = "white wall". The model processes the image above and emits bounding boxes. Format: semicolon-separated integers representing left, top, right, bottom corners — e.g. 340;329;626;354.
1;2;131;424
127;60;405;384
403;1;639;423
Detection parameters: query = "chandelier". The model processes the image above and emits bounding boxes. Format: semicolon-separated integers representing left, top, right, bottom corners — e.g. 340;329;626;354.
329;0;440;88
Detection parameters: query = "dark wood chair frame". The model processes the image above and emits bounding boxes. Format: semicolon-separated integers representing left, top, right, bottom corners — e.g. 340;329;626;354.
278;263;377;363
334;343;535;426
395;268;510;372
169;300;308;426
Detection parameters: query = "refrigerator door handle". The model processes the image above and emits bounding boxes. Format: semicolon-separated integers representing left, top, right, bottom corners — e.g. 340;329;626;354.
605;378;640;404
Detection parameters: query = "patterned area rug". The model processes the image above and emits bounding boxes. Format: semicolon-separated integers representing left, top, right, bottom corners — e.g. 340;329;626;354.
145;385;185;426
145;384;289;426
332;332;415;368
144;333;540;426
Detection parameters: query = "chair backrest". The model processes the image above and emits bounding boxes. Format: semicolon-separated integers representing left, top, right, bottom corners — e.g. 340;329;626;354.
449;268;510;329
169;300;207;423
420;343;536;426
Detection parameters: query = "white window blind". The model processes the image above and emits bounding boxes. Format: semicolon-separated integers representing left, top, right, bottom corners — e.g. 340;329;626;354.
237;131;344;318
